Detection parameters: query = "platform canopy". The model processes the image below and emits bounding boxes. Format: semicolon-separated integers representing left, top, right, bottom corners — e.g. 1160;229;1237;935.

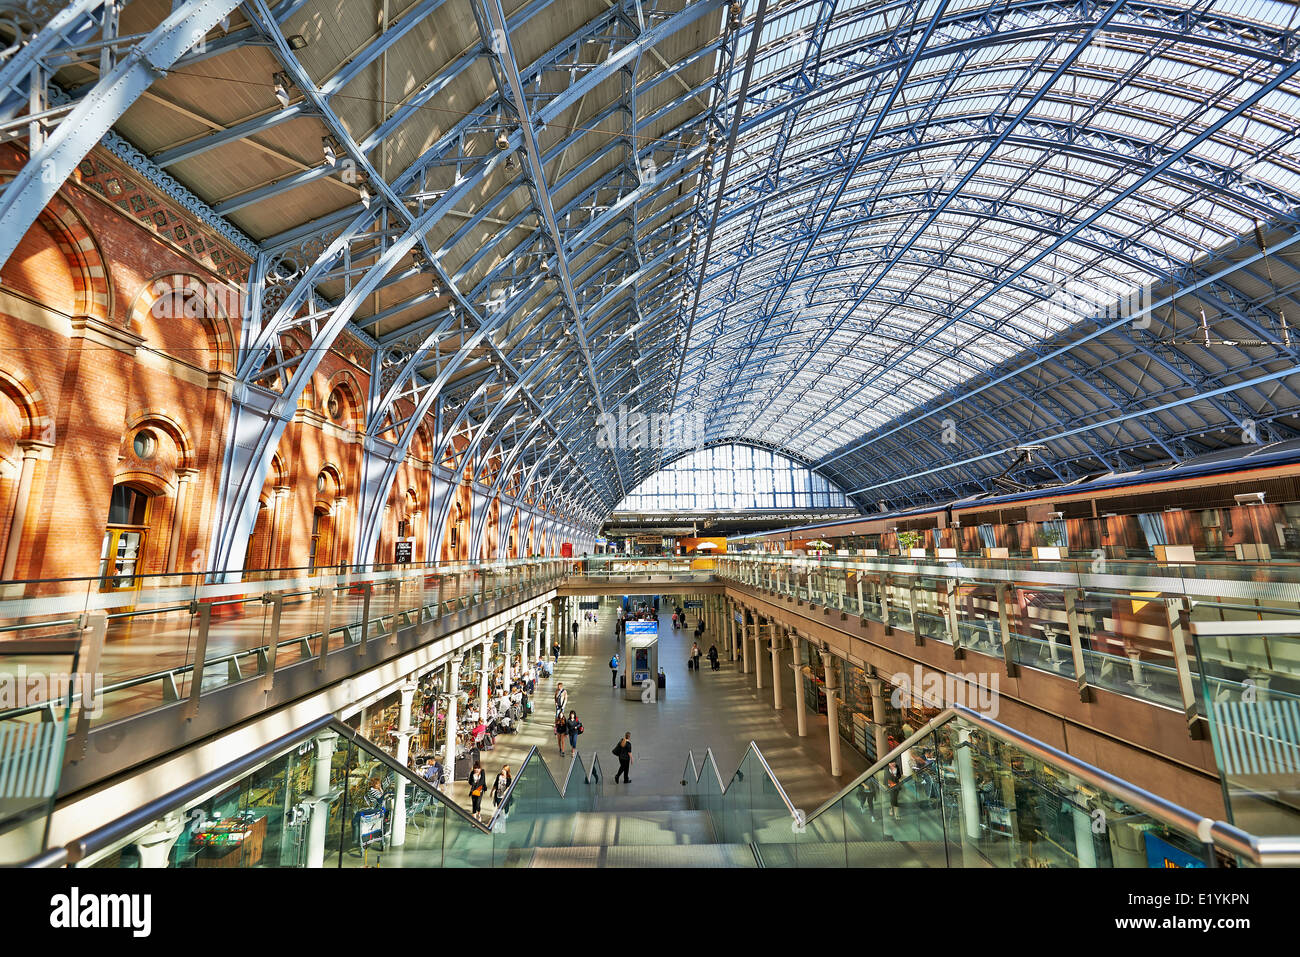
4;0;1300;528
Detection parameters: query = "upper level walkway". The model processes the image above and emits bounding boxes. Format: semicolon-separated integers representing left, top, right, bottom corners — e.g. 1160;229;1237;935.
2;549;1297;862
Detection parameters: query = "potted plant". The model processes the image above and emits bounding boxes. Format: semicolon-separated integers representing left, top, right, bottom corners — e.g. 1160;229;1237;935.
897;530;925;558
1033;525;1065;560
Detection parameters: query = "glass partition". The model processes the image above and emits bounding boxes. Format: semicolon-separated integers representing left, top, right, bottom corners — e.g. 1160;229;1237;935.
684;714;1221;868
64;722;607;868
1194;630;1300;839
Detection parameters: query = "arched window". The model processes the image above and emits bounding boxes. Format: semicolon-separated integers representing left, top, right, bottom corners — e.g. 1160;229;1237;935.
100;483;154;590
326;388;345;422
614;444;850;511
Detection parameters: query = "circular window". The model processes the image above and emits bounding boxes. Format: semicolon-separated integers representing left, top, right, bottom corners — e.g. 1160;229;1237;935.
317;472;327;494
133;430;157;460
326;389;344;422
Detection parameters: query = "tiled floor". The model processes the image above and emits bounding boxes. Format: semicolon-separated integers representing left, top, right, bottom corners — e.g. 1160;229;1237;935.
448;597;868;817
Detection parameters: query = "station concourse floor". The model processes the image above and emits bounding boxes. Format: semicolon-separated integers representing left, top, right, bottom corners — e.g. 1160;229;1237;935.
447;597;868;817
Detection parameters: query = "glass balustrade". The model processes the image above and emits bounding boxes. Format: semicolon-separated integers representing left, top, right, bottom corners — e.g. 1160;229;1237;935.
682;712;1226;868
1194;630;1300;840
715;554;1300;718
46;719;605;868
0;557;568;736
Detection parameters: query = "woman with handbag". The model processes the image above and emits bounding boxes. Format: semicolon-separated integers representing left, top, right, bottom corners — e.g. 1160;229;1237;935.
467;760;487;822
565;710;583;754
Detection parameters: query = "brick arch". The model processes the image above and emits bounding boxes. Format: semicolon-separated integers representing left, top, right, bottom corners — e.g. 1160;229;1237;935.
258;454;287;507
0;369;53;444
0;170;112;323
110;469;171;498
315;462;345;503
126;272;236;373
123;410;196;472
321;369;364;431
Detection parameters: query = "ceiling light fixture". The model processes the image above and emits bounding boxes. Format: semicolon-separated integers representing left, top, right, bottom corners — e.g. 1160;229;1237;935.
272;72;292;108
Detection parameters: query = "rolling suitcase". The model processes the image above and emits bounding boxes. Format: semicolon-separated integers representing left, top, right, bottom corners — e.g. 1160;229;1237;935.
687;658;694;671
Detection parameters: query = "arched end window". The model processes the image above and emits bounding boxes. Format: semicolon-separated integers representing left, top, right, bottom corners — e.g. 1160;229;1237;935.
614;444;850;512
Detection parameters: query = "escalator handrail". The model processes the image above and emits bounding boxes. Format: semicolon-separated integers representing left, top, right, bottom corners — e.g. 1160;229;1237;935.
685;707;1295;866
60;714;333;864
798;704;1298;862
55;715;495;865
484;745;542;831
745;743;800;820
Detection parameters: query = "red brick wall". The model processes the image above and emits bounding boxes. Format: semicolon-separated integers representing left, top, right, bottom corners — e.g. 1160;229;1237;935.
0;144;579;583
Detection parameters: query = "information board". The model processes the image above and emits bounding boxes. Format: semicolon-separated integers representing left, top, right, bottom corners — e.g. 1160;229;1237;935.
395;541;413;564
625;619;658;637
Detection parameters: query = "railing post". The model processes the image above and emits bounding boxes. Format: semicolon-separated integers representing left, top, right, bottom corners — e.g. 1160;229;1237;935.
70;610;107;760
997;583;1019;677
315;585;333;673
1064;588;1092;702
908;581;921;645
355;582;372;663
259;591;285;694
944;578;964;659
183;600;212;720
1166;597;1206;739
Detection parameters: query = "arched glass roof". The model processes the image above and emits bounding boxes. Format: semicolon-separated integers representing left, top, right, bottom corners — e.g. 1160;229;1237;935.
614;442;850;511
5;0;1300;547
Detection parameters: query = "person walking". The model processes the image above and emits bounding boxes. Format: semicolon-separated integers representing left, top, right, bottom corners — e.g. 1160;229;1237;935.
609;652;620;687
612;732;633;783
571;618;579;642
554;682;568;718
554;712;569;756
551;639;560;664
492;765;512;813
691;641;702;672
565;710;582;754
707;644;719;671
467;760;487;822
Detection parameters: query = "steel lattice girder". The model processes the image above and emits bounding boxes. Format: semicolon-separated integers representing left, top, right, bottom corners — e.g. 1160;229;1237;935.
198;0;723;570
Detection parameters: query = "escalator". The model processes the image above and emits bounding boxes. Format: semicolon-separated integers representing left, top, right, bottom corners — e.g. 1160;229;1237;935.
23;706;1299;868
681;705;1300;868
24;716;604;868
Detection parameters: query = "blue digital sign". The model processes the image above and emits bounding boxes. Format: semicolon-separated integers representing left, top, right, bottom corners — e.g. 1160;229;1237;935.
626;620;658;637
1143;832;1206;868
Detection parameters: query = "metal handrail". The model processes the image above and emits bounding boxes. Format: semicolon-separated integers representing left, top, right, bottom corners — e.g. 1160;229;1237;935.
745;742;801;820
0;554;571;588
806;706;1211;836
484;745;537;831
60;714;333;863
52;715;496;866
800;703;1297;865
332;721;490;835
680;746;741;797
676;705;1296;867
0;577;559;721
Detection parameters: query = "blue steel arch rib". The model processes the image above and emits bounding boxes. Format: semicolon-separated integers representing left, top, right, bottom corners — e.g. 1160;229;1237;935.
201;0;725;569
